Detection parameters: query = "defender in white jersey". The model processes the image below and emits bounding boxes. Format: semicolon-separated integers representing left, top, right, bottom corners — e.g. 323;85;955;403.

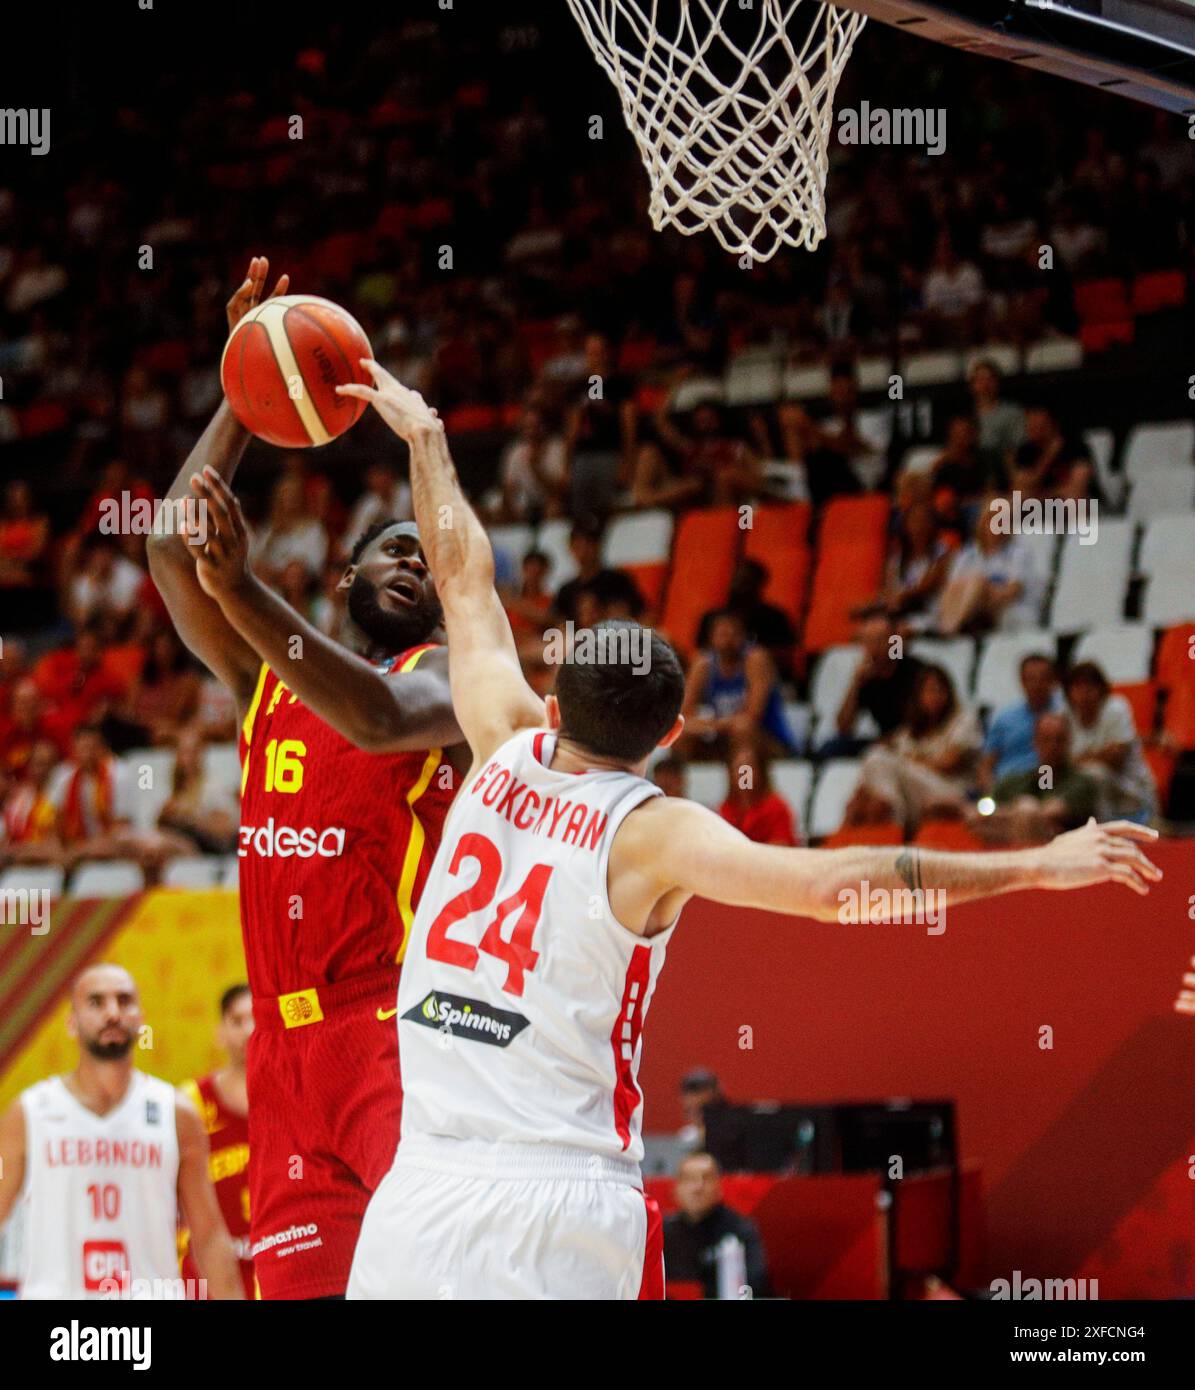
0;963;244;1299
322;365;1159;1300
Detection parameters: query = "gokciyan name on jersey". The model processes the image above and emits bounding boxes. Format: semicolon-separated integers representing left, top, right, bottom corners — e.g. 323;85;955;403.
469;761;609;851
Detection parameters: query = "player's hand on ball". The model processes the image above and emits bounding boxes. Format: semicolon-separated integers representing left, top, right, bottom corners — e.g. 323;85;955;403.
336;359;443;444
1035;817;1161;895
187;467;253;600
226;255;290;333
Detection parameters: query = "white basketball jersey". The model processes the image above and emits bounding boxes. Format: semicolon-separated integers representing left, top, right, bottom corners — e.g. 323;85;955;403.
17;1071;180;1299
397;728;678;1164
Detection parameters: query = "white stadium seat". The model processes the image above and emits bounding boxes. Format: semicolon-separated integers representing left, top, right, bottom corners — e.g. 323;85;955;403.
0;864;64;896
1024;337;1083;373
1128;466;1195;522
1084;428;1124;509
771;760;813;843
724;353;783;405
760;459;810;502
902;351;962;388
1072;624;1153;684
782;363;830;401
219;856;241;890
1047;520;1132;631
487;524;532;579
1137;513;1195;576
605;509;673;567
901;445;940;476
685;762;728;808
808;759;863;840
974;632;1057;711
856;357;893;393
671;376;725;413
535;518;579;587
120;748;175;832
1142;569;1195;629
1123;420;1195;481
780;701;812;754
71;861;144;898
203;742;241;795
856;407;894;453
810;645;863;726
160;857;222;890
909;637;976;700
964;344;1022;378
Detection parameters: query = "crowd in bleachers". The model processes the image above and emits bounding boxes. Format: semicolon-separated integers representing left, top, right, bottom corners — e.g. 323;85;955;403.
2;14;1195;893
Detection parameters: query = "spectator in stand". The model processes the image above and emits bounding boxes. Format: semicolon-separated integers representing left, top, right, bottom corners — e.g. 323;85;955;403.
697;560;796;676
67;535;146;633
0;638;30;718
934;496;1045;636
0;679;61;777
929;415;989;531
719;739;800;846
495;407;569;521
663;1152;771;1300
107;627;201;749
0;480;49;589
120;364;171;476
338;460;412;562
826;608;923;758
1;740;63;866
652;755;687;799
922;231;985;345
47;724;193;879
845;664;982;832
157;727;239;855
777;365;883;504
1009;407;1097;501
1064;662;1157;824
983;710;1098;842
253;473;329;587
967;360;1025;483
978;653;1062;791
551;517;644;624
505;550;554;645
563;332;638;519
680;610;797;761
677;1069;726;1150
646;386;762;509
882;500;952;626
194;673;238;745
34;622;128;741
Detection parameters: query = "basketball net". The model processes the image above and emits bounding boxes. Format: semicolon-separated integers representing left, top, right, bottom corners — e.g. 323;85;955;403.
566;0;865;260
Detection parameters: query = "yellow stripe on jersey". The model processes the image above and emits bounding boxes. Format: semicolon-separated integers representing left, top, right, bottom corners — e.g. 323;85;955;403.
393;644;443;964
240;664;270;795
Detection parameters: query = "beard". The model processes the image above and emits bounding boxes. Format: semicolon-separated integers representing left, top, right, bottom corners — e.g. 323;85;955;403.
346;572;442;654
84;1034;133;1060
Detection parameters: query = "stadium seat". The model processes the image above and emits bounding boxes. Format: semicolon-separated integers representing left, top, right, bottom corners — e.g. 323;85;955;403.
821;822;902;848
782;363;830;399
856;407;894;453
760;459;810;502
913;820;985;851
1130;269;1187;315
856;357;893;393
671;376;725;413
1142;569;1195;629
1072;624;1153;685
1138;513;1195;575
488;524;533;580
218;856;240;890
974;632;1057;711
909;637;976;700
605;509;674;611
536;518;579;588
1144;745;1177;808
902;351;962;387
818;494;890;546
901;445;940;476
1128;466;1195;522
161;857;222;890
660;508;739;655
685;762;728;808
808;759;863;840
71;861;144;897
803;539;886;652
809;644;863;727
1075;277;1131;324
120;748;176;832
1024;337;1083;373
202;742;242;794
770;760;813;841
1162;680;1195;750
743;504;812;635
1123;420;1195;480
0;864;64;896
964;344;1022;378
1155;623;1195;690
1083;428;1123;508
1112;681;1158;737
1047;520;1132;631
724;353;783;405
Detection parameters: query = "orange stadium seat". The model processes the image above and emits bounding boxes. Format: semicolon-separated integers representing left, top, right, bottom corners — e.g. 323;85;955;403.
660;507;739;656
1156;623;1195;691
1130;270;1188;316
1074;278;1131;324
1145;744;1177;805
1113;681;1159;737
818;494;890;547
821;823;903;848
803;538;886;652
1162;680;1195;751
913;820;986;852
744;504;812;632
444;404;501;433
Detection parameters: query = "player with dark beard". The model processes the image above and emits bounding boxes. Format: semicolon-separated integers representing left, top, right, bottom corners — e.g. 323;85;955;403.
147;258;465;1300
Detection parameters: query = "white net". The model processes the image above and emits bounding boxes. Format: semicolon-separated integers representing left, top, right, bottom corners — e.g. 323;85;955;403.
566;0;866;260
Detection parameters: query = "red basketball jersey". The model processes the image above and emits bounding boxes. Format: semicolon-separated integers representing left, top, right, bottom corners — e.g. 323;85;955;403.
179;1073;253;1298
236;644;456;998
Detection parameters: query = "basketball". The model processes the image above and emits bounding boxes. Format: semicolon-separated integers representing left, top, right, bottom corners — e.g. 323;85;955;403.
220;293;373;448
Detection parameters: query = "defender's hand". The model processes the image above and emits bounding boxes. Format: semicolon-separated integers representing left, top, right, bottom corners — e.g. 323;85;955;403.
1034;818;1161;896
226;255;290;333
187;467;254;600
336;359;444;445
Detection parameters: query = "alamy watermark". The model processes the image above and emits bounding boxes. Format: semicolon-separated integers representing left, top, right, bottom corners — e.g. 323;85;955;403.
0;887;51;935
0;108;50;156
991;491;1098;545
98;492;208;544
543;620;652;676
837;882;946;936
992;1270;1099;1300
837;103;945;156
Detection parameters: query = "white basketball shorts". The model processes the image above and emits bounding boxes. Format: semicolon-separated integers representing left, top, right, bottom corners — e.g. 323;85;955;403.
347;1134;664;1300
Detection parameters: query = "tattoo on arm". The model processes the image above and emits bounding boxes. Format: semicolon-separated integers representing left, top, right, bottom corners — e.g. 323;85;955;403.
895;848;923;893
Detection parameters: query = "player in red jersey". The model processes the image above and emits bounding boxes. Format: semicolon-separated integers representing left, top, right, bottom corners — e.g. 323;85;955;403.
179;984;255;1299
147;258;465;1299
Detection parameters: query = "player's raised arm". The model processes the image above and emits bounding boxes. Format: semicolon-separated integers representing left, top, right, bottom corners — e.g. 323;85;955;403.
618;799;1161;924
147;257;288;714
338;363;545;765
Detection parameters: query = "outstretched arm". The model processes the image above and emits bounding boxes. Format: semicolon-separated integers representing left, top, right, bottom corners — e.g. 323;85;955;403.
338;363;545;765
146;257;288;713
618;798;1161;925
187;468;462;753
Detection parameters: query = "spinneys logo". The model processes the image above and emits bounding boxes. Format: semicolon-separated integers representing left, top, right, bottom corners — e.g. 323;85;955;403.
402;990;530;1048
422;994;439;1022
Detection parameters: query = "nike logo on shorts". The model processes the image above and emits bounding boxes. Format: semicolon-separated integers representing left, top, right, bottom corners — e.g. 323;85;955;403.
376;1007;398;1021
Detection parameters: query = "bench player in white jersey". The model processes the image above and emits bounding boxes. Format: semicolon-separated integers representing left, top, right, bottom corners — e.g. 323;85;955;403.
0;963;244;1299
318;365;1157;1299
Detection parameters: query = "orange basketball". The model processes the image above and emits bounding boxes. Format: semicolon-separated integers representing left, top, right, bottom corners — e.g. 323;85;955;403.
220;294;373;448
